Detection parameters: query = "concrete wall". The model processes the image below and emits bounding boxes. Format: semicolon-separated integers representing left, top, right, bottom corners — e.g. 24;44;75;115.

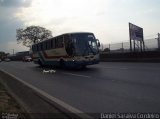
100;51;160;62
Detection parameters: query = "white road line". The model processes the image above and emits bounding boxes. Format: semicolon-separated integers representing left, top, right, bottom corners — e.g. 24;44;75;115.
102;67;128;70
0;69;92;119
62;72;91;78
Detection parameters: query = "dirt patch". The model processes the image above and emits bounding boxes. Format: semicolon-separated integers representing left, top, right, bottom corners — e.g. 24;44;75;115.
0;82;29;118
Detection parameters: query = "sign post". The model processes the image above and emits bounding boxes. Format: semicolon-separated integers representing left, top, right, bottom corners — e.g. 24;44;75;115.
129;23;144;52
157;33;160;50
129;24;132;52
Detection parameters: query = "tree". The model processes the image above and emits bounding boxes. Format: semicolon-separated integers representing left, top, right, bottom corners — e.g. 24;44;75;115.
16;26;53;47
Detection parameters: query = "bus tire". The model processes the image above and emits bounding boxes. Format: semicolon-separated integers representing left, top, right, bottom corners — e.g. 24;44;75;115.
82;65;86;69
60;59;65;69
38;60;43;67
76;65;86;70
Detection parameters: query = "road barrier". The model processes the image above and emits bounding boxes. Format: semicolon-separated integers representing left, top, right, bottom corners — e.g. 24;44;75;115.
100;51;160;62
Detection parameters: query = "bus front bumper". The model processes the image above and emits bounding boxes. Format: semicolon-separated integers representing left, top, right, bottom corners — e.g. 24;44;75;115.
65;59;99;67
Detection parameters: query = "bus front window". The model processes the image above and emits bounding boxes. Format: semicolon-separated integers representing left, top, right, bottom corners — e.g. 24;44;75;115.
71;33;98;56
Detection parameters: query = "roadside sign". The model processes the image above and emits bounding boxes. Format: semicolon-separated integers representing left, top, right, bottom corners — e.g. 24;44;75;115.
129;23;144;41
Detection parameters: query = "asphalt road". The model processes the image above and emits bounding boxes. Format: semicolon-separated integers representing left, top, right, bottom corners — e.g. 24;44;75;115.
0;61;160;115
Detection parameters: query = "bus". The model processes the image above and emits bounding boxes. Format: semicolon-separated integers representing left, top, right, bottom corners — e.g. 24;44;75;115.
31;32;100;68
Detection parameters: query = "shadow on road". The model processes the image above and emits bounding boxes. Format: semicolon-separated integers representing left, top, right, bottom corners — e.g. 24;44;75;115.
33;65;99;73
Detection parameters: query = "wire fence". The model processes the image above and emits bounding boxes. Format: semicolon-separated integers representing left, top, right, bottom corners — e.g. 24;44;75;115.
101;38;160;53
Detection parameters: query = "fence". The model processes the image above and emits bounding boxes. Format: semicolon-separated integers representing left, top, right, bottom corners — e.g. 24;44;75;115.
101;38;160;53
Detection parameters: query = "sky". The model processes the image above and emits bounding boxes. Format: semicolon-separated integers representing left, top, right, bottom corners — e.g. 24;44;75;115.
0;0;160;53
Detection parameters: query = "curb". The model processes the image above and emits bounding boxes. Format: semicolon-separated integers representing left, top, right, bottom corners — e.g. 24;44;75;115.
0;69;93;119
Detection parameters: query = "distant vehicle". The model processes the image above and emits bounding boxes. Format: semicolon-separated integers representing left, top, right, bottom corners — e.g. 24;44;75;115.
23;56;32;62
4;58;11;62
0;59;2;62
31;32;100;68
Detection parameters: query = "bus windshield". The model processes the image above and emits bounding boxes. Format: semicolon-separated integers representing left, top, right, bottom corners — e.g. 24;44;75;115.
71;33;99;56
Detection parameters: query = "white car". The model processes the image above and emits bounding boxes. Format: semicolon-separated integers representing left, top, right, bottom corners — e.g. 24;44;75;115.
23;56;32;62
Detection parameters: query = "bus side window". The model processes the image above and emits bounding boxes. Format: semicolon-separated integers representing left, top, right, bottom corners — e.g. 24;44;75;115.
51;39;53;49
36;44;39;51
38;43;41;51
55;36;63;48
40;43;42;51
42;42;45;50
47;40;51;50
56;37;59;48
64;35;70;47
60;36;64;47
40;43;43;51
38;44;40;51
55;37;58;48
32;45;35;52
43;41;46;50
52;38;55;49
64;34;73;56
34;45;37;52
36;44;38;52
45;42;47;50
46;41;49;50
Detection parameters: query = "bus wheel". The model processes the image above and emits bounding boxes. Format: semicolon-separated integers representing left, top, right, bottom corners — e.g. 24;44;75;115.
78;65;86;70
60;59;65;69
82;65;86;69
38;60;43;67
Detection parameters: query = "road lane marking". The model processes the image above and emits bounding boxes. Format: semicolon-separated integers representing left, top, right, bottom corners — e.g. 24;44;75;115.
101;66;128;70
0;68;93;119
62;72;91;78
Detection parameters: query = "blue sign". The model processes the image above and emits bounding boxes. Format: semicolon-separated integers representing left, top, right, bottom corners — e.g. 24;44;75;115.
129;23;144;41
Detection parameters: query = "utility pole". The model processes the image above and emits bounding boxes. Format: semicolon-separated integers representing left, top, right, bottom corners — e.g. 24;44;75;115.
129;23;132;52
122;42;124;52
12;49;14;55
157;33;160;50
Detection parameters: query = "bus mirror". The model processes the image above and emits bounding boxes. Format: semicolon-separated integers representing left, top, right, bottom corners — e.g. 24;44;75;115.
98;42;100;47
96;39;100;47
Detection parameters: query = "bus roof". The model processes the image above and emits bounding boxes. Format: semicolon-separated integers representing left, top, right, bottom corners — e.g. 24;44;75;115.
61;32;94;35
33;32;94;45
